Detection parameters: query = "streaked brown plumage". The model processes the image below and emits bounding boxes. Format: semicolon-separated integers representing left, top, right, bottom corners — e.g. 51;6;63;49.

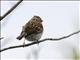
16;16;43;42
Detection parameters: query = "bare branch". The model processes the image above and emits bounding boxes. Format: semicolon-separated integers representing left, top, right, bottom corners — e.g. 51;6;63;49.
0;0;23;21
0;30;80;52
0;37;4;40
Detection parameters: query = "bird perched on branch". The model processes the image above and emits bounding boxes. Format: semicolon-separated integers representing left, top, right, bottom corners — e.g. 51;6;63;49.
16;16;43;47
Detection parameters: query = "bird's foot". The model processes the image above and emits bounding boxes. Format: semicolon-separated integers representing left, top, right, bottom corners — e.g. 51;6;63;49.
23;39;26;48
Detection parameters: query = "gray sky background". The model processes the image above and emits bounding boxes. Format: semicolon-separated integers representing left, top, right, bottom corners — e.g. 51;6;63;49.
1;1;80;60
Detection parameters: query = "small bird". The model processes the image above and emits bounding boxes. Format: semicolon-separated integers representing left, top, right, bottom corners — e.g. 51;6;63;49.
16;16;43;47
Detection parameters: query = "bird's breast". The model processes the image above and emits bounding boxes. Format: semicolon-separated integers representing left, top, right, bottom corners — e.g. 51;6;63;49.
24;32;43;41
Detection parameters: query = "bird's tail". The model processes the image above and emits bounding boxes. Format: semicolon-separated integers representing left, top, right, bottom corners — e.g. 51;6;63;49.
16;32;25;40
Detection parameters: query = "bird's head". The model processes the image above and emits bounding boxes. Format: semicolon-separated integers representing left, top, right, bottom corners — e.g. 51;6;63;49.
32;16;43;23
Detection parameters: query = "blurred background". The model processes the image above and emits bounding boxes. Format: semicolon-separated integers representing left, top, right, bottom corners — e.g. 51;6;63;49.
1;1;80;60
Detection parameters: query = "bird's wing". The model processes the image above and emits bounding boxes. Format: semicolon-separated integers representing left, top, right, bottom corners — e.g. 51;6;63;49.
24;21;43;36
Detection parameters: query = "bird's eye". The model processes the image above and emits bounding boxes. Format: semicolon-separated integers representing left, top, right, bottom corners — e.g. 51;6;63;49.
35;19;38;21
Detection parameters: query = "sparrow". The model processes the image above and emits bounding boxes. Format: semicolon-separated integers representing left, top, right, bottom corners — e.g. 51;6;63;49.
16;16;43;47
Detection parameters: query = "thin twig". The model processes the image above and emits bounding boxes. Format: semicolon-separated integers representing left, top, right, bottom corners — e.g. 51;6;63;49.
0;30;80;52
0;0;23;21
0;37;4;40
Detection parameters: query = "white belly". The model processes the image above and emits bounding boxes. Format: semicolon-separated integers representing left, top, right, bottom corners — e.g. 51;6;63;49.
25;32;43;41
